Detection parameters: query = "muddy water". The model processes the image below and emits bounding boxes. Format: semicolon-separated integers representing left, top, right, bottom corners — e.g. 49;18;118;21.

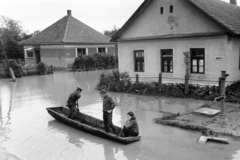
0;70;239;160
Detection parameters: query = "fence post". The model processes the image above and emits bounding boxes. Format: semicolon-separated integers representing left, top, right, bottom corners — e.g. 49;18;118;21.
51;65;53;73
136;74;139;85
158;73;162;91
185;74;189;94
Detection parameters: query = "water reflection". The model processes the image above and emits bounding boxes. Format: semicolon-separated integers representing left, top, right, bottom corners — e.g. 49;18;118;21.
0;70;240;160
47;120;142;160
0;85;12;144
232;150;240;160
110;92;206;115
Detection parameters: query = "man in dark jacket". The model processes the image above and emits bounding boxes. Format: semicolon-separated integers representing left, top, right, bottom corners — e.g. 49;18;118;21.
100;89;117;134
67;87;82;119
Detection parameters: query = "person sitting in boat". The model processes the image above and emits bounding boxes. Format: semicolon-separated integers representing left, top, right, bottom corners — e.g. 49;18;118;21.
66;87;82;119
121;111;139;137
100;89;117;134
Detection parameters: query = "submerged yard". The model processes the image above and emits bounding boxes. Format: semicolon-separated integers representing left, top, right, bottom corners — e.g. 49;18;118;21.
0;70;239;160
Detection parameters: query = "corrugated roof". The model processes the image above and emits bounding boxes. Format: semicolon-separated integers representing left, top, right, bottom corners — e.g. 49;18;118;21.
111;0;240;42
19;11;112;45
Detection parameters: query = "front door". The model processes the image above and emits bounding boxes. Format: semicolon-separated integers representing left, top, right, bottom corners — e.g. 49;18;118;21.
35;50;41;64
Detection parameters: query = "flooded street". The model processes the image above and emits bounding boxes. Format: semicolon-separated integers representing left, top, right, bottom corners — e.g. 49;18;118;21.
0;70;239;160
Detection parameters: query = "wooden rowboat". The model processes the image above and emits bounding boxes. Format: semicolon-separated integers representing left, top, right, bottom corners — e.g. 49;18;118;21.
46;107;141;144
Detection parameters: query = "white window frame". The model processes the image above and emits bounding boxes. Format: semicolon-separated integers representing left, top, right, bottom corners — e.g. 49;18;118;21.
76;48;88;57
25;48;34;58
97;47;107;53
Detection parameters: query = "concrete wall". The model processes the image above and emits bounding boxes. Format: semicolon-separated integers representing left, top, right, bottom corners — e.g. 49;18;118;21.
118;35;240;85
107;47;115;55
38;44;115;67
40;47;75;67
227;36;240;83
24;46;36;65
121;0;224;39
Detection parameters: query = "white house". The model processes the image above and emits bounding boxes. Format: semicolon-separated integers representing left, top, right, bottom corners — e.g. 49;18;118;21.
111;0;240;85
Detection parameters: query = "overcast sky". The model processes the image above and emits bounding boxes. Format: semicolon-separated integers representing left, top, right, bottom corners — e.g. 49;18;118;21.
0;0;239;34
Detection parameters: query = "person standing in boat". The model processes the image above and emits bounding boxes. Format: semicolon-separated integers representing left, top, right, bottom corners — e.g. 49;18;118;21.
100;89;117;134
66;87;82;119
121;111;139;137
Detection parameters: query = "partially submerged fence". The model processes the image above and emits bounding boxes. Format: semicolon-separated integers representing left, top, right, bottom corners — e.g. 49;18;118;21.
134;72;235;94
22;66;53;76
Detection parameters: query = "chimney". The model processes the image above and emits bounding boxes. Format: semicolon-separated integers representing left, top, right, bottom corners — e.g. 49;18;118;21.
67;10;72;16
230;0;237;5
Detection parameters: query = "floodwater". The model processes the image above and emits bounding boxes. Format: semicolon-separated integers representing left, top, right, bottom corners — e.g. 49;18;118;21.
0;70;239;160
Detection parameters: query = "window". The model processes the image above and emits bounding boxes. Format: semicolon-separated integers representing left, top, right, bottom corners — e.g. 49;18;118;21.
160;7;164;14
190;48;205;74
161;49;173;73
98;47;106;53
77;48;86;56
170;5;173;13
26;50;34;58
134;50;144;72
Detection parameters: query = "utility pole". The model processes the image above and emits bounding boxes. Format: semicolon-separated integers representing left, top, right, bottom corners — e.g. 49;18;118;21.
0;39;16;82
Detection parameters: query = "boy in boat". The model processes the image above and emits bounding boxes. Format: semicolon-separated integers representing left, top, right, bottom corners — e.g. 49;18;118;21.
119;111;139;137
100;89;117;134
66;87;82;119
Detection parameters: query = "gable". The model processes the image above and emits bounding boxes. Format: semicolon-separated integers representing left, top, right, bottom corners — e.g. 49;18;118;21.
119;0;225;40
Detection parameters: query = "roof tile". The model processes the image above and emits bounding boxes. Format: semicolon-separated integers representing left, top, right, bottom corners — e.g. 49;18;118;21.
188;0;240;34
20;13;111;45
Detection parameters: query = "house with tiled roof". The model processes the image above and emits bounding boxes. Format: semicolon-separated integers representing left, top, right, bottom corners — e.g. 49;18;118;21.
111;0;240;85
19;10;115;68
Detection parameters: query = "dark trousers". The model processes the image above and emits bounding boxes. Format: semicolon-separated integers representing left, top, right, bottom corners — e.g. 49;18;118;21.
103;111;117;134
68;105;78;119
123;127;139;137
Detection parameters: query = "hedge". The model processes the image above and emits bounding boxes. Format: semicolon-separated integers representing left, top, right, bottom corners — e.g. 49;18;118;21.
96;70;240;103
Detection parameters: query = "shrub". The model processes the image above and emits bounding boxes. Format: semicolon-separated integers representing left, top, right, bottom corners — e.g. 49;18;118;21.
8;60;23;77
37;62;47;75
73;53;118;70
96;71;240;103
96;70;132;92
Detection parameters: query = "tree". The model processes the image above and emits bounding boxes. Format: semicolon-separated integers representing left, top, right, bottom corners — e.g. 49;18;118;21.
103;26;119;38
0;16;34;60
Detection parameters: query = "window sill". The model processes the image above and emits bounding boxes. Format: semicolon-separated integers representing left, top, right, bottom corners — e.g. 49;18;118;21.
191;73;205;74
162;72;173;73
